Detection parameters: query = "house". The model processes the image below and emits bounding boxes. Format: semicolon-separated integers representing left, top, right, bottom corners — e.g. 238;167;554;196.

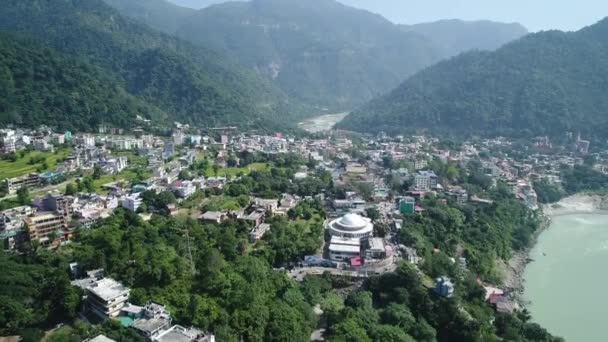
253;198;278;216
199;211;226;224
130;302;172;340
154;325;216;342
250;223;271;242
241;211;264;227
402;246;420;264
399;197;415;215
173;181;196;199
122;194;143;212
85;335;116;342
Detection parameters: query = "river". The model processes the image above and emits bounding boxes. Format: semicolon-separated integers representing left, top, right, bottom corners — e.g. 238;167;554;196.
523;213;608;341
298;112;348;133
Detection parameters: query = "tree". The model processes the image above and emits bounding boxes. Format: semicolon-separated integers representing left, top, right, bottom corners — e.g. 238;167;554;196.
92;165;103;180
365;207;381;222
17;186;30;205
65;183;77;196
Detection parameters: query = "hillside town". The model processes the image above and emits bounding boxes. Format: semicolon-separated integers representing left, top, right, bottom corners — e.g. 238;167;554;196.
0;123;599;341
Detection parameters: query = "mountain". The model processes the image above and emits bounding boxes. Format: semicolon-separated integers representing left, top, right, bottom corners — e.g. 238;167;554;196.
109;0;527;111
173;0;441;109
167;0;229;9
338;18;608;137
0;0;304;130
0;33;162;131
103;0;195;33
401;19;528;58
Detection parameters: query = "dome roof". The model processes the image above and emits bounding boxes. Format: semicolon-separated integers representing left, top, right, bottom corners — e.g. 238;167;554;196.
337;213;367;229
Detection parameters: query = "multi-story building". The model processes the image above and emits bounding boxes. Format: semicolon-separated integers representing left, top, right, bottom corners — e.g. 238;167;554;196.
4;173;40;194
0;129;16;154
173;181;196;199
42;193;75;220
85;278;130;318
414;170;438;191
122;194;143;212
24;212;69;247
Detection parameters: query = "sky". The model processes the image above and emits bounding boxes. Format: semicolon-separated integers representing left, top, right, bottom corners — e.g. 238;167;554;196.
337;0;608;32
169;0;608;32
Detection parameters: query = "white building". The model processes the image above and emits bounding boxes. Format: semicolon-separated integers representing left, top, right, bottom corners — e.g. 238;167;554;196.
328;236;361;262
327;213;373;239
0;129;16;154
414;170;438;191
85;278;130;318
173;181;196;199
122;194;142;212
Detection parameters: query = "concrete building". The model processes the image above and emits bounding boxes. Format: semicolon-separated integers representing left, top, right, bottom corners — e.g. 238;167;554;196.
173;181;196;199
24;212;69;247
365;238;386;260
250;223;271;242
130;302;172;340
399;197;415;215
414;170;438;191
4;173;40;194
84;277;130;318
327;213;373;239
0;129;16;154
122;194;143;212
86;335;116;342
328;236;361;262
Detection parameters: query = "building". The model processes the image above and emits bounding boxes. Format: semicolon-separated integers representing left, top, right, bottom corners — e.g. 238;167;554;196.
0;129;17;154
122;194;143;212
80;277;130;319
4;173;40;194
154;325;215;342
399;197;415;215
24;212;69;247
199;211;226;224
414;170;438;191
40;193;75;220
173;181;196;199
327;213;373;239
434;276;455;298
130;302;172;340
365;238;386;260
250;223;271;242
328;236;361;262
85;335;117;342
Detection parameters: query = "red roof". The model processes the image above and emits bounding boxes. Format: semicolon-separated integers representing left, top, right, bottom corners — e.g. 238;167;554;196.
488;293;504;305
350;257;363;266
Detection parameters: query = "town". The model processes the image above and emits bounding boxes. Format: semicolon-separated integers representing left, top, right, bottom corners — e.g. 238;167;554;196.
0;123;599;341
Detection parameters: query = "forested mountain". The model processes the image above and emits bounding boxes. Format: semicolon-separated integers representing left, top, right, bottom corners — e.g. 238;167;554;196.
108;0;528;110
339;18;608;137
401;19;528;58
172;0;440;109
0;0;303;130
103;0;195;33
0;33;163;131
167;0;228;9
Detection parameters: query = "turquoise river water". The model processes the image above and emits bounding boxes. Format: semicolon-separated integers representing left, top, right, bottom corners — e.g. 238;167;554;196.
523;214;608;341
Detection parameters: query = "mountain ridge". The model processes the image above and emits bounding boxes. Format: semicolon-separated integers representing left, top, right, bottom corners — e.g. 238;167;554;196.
337;18;608;137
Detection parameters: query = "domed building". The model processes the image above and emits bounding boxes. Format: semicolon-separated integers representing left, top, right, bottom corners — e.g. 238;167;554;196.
328;213;374;239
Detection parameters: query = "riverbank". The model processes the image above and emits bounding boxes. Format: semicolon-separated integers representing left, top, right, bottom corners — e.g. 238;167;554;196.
298;112;349;133
502;194;608;297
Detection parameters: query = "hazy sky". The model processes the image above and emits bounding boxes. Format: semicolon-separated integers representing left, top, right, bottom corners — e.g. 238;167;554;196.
338;0;608;32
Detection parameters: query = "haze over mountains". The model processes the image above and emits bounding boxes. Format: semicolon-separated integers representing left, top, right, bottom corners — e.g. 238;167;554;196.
107;0;528;110
338;18;608;137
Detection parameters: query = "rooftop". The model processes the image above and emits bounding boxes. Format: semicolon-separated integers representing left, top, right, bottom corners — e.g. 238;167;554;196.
131;317;170;334
87;335;117;342
88;278;129;301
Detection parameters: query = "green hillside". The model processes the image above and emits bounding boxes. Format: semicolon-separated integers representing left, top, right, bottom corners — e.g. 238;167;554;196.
339;18;608;137
0;33;163;131
0;0;305;130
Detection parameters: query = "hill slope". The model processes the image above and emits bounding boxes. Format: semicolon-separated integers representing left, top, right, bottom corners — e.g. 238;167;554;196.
174;0;441;109
108;0;527;111
339;19;608;137
103;0;195;33
0;0;303;130
0;33;162;131
401;19;528;58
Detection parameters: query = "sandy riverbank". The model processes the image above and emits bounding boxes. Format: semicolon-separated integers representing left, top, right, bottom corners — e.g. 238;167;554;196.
502;194;608;295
